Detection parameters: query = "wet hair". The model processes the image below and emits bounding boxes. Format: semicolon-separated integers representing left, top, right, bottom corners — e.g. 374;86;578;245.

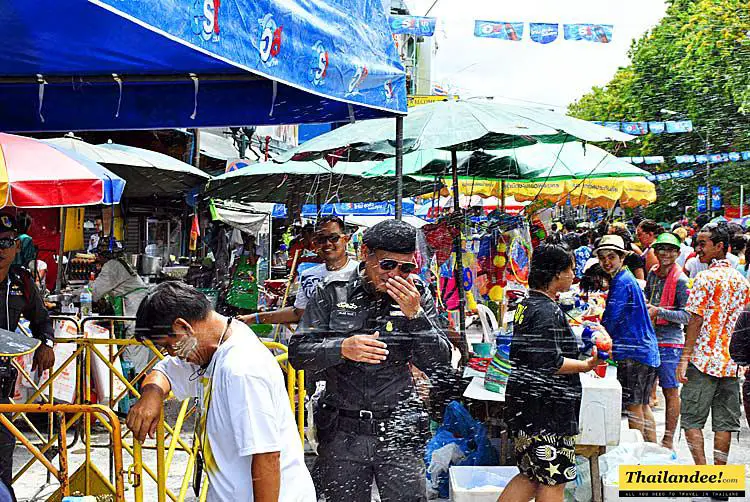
362;219;416;254
135;281;212;341
609;224;634;250
637;219;661;235
17;212;32;234
699;221;731;253
580;263;610;294
528;243;574;290
544;232;565;246
316;216;345;234
727;222;745;236
564;219;577;232
730;233;747;254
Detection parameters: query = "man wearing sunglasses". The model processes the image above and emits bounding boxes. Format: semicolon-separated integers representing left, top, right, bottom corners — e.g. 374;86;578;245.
239;216;358;328
289;219;451;502
0;212;55;501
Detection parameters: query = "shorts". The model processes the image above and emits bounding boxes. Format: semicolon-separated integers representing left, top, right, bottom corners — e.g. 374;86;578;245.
657;346;683;390
617;358;658;406
680;363;741;432
512;430;577;486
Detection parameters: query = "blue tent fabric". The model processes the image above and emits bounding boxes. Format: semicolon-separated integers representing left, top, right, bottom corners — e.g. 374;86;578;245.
271;200;415;218
0;0;406;132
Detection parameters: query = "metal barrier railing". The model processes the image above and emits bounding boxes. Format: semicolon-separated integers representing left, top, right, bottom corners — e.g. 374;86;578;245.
0;403;126;500
6;314;305;501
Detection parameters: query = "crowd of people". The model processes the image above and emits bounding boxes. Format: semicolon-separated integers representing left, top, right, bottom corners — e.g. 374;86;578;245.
5;205;749;502
504;216;750;502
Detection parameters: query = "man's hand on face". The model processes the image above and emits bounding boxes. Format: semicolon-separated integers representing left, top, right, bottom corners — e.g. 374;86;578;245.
341;332;389;364
32;345;55;373
126;384;166;442
385;275;421;319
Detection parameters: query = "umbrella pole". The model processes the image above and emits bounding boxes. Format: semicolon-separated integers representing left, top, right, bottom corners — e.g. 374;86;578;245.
55;208;68;294
395;116;404;220
451;150;467;355
500;180;506;213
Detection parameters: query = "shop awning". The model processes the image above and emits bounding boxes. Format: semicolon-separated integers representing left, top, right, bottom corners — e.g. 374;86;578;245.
0;0;407;132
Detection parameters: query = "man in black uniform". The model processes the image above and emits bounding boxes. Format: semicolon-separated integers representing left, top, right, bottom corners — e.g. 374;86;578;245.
289;219;452;502
0;212;55;500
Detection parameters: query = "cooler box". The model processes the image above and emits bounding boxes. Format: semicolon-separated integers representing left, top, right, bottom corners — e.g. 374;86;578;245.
449;466;518;502
577;366;621;446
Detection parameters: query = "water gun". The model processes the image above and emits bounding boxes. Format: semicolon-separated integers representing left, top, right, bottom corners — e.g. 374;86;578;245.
581;323;612;360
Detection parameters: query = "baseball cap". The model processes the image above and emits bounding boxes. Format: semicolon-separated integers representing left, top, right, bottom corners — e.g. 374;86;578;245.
0;212;17;234
653;232;681;250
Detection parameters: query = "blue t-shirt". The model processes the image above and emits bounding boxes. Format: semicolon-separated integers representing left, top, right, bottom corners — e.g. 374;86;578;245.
601;268;660;367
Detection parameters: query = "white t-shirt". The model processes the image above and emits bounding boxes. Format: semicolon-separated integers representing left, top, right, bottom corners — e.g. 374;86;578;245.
676;244;693;267
153;322;315;502
684;256;708;278
294;259;359;309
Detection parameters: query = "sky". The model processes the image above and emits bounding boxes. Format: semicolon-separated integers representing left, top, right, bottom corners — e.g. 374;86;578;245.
404;0;668;111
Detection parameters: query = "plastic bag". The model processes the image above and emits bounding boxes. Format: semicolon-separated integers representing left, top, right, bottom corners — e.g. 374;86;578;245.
427;443;466;492
425;401;499;498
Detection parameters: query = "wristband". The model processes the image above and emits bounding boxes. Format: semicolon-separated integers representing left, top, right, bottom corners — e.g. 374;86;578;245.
254;313;261;324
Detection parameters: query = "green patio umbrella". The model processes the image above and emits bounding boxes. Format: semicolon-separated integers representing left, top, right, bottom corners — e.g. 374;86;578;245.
203;160;437;204
276;100;634;346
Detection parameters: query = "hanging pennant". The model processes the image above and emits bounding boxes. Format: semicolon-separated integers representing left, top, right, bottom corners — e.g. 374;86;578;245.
647;121;665;134
711;186;722;211
474;20;524;40
621;122;648;135
697;186;708;213
390;15;436;36
563;24;613;43
675;155;696;164
665;120;693;133
529;23;558;44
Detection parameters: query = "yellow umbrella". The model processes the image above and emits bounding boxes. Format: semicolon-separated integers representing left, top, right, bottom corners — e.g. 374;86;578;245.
620;177;657;208
503;180;571;205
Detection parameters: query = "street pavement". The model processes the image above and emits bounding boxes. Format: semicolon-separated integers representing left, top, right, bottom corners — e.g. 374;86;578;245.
10;386;750;501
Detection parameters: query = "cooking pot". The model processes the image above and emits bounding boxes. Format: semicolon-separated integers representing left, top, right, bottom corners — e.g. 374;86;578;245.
139;255;163;275
124;253;141;269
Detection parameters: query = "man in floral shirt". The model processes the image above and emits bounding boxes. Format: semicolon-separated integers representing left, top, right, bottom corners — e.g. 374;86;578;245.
678;222;749;473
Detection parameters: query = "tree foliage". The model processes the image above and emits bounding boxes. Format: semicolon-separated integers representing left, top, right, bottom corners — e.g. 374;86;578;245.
569;0;750;220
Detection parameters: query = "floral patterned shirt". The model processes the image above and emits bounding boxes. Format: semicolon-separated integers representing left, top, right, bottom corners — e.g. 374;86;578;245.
685;260;750;377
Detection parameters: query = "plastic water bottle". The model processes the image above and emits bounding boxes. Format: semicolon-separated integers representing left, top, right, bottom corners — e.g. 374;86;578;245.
79;273;95;317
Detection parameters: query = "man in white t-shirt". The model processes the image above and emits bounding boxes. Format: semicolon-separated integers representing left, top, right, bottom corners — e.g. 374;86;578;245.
126;282;315;502
240;216;358;327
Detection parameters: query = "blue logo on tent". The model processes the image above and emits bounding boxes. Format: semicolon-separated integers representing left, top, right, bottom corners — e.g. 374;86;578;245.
258;13;282;67
226;160;251;173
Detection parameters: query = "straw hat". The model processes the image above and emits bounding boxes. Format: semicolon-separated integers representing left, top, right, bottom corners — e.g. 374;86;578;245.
594;235;629;255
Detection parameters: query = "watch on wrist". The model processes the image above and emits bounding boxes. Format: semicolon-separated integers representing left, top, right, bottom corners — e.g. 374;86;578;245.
44;339;54;348
407;306;425;320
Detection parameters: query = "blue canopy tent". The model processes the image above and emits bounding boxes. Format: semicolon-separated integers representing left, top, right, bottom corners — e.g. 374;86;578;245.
0;0;407;132
270;200;416;218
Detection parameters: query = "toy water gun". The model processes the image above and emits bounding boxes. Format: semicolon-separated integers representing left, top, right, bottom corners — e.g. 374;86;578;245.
581;323;612;360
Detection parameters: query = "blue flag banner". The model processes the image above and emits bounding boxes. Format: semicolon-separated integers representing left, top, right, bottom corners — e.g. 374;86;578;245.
563;24;613;43
697;186;708;213
655;173;671;182
529;23;559;44
709;153;727;163
474;20;524;40
675;155;696;164
648;121;666;134
728;152;741;162
647;169;695;182
631;157;645;164
711;186;722;211
621;122;649;135
644;156;665;165
743;152;750;161
695;155;709;164
603;122;621;131
390;15;436;36
665;120;693;133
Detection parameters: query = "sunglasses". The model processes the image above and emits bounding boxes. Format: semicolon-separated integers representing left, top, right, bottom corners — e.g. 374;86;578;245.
313;233;343;245
378;258;418;274
0;238;17;250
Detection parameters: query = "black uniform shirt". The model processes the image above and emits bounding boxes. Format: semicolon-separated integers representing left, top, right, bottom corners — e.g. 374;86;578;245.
0;265;54;342
290;264;452;414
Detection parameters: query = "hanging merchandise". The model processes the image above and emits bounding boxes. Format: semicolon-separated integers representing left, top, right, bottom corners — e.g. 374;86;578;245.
422;222;459;266
473;20;524;40
508;234;531;286
529;23;558;44
621;122;648;135
563;24;613;43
